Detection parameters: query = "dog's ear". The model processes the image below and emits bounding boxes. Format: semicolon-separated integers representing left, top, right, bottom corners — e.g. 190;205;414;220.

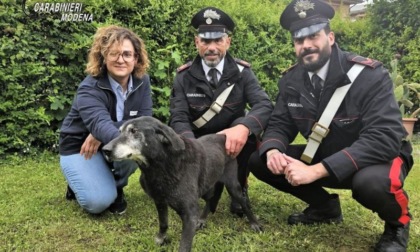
156;124;185;152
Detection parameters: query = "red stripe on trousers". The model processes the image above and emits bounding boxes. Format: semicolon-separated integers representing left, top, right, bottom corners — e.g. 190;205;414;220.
389;157;410;225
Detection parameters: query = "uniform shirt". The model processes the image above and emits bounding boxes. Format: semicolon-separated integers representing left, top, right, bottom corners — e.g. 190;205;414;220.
308;59;329;88
203;58;225;82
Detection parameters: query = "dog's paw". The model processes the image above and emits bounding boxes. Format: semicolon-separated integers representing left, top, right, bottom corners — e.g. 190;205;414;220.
154;233;169;245
196;219;206;230
250;222;263;233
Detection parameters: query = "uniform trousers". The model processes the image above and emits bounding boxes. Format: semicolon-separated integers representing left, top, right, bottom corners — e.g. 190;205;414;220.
248;145;411;227
236;134;257;188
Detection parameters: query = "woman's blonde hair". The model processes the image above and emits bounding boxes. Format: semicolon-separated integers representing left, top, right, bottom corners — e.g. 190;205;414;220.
85;25;149;78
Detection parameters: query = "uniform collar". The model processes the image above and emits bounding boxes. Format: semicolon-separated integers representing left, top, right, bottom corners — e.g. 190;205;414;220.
308;59;330;82
202;57;225;76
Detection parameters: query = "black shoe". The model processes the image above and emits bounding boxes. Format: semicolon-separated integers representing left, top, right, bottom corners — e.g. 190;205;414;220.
288;193;343;225
108;189;127;215
65;185;76;201
230;187;250;218
374;222;410;252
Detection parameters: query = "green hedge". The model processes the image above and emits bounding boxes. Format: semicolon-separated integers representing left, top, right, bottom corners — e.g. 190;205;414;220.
0;0;94;154
0;0;418;155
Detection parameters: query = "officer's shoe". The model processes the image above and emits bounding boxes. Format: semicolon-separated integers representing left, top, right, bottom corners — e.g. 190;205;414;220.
287;193;343;225
65;185;76;201
108;189;127;215
374;222;410;252
230;187;250;218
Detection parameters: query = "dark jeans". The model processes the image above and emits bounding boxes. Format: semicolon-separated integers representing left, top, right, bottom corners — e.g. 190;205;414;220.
248;145;411;226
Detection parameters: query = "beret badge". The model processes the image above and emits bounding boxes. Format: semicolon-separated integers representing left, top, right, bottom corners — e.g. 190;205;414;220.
203;9;221;24
294;0;315;19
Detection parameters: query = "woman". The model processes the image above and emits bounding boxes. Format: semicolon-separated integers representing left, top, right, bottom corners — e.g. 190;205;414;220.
59;25;152;214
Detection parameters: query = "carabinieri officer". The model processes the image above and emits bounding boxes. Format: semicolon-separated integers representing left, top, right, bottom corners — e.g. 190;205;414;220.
169;6;273;217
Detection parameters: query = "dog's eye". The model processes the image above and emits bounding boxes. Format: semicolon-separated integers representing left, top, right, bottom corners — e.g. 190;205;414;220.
130;128;138;134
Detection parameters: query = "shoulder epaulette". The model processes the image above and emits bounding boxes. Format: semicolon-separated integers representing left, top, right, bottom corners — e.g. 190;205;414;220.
282;63;298;75
176;61;192;73
348;55;382;69
234;58;251;68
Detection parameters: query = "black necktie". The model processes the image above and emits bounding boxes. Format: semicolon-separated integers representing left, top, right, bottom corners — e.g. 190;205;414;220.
208;68;218;90
311;74;323;100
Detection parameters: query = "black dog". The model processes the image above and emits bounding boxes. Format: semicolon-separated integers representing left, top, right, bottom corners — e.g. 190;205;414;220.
102;116;262;252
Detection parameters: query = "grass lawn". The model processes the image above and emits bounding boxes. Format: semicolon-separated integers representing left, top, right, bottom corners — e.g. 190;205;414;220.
1;135;419;252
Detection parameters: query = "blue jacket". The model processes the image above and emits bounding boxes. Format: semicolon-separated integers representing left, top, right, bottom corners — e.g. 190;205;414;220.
59;74;153;155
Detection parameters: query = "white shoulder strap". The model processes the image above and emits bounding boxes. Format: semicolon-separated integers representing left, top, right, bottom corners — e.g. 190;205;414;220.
193;84;235;128
192;63;244;128
301;64;366;163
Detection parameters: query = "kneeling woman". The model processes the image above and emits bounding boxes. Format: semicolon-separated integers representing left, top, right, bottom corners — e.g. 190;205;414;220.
59;25;152;214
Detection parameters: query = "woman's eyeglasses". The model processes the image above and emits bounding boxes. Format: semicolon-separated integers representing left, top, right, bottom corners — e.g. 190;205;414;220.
108;51;137;62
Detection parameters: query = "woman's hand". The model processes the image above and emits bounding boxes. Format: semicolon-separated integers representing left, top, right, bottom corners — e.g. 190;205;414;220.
80;133;102;160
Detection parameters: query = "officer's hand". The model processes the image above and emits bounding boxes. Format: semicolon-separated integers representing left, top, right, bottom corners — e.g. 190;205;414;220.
283;154;329;186
266;149;288;175
80;133;102;160
217;124;249;158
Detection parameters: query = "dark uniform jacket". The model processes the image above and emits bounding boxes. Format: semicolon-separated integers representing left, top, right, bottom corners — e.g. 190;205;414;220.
259;44;413;182
59;74;153;155
170;52;273;138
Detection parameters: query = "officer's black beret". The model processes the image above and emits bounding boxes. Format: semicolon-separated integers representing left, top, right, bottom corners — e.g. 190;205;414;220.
191;7;235;39
280;0;335;39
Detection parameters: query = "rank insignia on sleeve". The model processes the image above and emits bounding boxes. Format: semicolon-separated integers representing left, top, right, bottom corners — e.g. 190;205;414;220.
177;61;192;73
234;58;251;68
349;55;382;68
